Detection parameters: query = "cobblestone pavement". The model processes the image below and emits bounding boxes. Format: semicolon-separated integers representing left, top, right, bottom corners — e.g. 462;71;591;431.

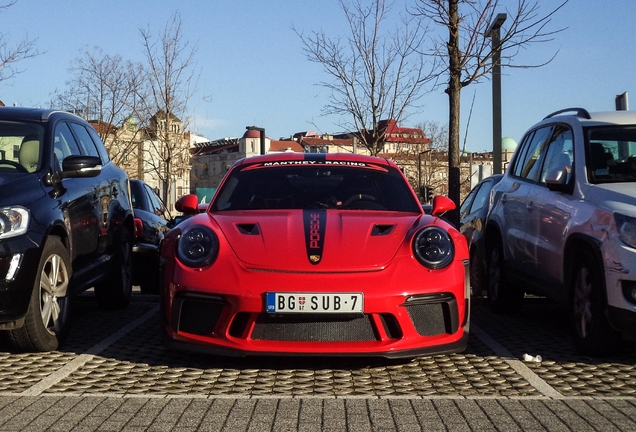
1;293;635;430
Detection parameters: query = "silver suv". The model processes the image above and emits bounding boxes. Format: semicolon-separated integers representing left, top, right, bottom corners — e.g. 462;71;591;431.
485;108;636;355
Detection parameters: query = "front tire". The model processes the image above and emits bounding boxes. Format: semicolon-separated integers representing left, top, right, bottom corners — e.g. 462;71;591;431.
570;248;620;356
95;228;133;309
6;236;72;352
487;239;523;313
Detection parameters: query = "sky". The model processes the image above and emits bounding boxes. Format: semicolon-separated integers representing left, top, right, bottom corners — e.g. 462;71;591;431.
0;0;635;153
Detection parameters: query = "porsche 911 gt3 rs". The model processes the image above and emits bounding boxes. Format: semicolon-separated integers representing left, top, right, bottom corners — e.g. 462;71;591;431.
160;152;470;358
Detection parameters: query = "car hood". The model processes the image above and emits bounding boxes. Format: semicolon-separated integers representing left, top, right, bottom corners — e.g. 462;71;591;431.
0;173;45;207
212;210;421;271
586;183;636;216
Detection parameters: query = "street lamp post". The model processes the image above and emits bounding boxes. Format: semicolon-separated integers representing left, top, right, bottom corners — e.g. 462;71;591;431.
486;13;507;175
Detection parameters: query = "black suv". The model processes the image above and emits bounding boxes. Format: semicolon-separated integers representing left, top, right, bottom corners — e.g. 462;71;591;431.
130;179;172;294
0;107;134;352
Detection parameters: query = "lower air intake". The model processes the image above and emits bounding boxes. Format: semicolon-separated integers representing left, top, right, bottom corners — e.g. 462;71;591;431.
251;314;377;342
405;294;459;336
172;294;225;336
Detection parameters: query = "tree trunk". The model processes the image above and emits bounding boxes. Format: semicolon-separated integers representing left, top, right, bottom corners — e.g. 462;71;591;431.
446;0;461;227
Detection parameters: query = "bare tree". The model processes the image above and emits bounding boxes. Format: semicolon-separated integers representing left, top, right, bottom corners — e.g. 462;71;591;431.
295;0;433;155
395;120;448;200
140;12;198;209
0;0;39;84
412;0;567;224
417;120;448;197
52;47;147;169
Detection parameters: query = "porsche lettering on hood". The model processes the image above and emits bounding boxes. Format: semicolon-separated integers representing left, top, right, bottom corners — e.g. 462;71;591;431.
304;209;326;265
213;212;418;271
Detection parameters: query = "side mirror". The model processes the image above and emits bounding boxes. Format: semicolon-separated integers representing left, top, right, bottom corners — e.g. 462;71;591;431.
545;167;571;192
60;155;102;178
175;194;199;215
431;195;456;216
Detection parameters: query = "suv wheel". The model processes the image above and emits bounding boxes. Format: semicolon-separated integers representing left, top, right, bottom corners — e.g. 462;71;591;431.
487;239;523;313
95;229;133;309
6;236;72;352
570;248;620;355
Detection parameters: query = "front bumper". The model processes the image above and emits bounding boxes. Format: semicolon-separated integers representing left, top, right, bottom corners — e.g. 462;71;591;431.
166;327;469;359
162;256;470;358
0;233;44;329
604;240;636;336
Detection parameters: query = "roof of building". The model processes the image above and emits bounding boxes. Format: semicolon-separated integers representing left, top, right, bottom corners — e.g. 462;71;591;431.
243;128;269;139
269;140;304;152
190;138;240;156
502;137;517;151
88;119;117;135
378;119;431;144
300;136;355;148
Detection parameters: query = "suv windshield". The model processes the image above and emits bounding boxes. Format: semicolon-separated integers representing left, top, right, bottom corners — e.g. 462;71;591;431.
0;121;45;175
212;164;421;212
586;125;636;183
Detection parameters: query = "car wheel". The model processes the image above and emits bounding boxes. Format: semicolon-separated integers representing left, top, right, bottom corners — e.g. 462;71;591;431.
487;240;523;313
95;229;133;309
570;248;620;356
6;236;72;352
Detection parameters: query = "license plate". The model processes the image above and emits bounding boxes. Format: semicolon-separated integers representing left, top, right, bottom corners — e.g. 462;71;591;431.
266;292;363;313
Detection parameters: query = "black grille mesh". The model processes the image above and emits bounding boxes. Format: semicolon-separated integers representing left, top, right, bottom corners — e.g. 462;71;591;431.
251;314;377;342
405;303;449;336
177;300;224;336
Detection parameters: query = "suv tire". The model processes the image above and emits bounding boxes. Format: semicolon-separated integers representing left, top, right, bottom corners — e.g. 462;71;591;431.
95;229;133;309
487;238;523;313
570;248;621;356
6;236;72;352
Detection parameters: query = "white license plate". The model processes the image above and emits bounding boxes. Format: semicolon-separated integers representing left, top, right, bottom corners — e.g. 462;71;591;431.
266;292;363;313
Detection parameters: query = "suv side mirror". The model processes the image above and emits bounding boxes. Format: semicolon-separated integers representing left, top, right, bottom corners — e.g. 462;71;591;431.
60;155;102;179
545;167;572;192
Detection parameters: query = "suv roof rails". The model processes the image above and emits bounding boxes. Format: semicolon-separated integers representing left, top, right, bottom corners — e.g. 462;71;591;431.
543;108;591;120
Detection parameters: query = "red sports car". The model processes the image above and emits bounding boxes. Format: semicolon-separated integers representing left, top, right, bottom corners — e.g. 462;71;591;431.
160;153;469;358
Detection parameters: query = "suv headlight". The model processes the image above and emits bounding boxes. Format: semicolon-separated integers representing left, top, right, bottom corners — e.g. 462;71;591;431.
412;226;454;269
176;225;219;268
0;207;29;240
615;213;636;249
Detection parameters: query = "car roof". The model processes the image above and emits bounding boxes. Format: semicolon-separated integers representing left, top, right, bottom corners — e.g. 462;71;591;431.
0;106;83;122
541;108;636;127
232;152;398;168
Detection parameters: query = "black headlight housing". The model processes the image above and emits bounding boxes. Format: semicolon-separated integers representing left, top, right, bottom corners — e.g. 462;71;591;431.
177;225;219;268
412;226;454;269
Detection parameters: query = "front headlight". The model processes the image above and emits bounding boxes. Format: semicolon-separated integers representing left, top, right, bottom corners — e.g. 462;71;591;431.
0;206;29;240
615;213;636;249
176;225;219;268
412;226;454;269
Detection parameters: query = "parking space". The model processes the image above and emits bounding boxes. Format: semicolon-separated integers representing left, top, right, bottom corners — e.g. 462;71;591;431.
1;293;635;399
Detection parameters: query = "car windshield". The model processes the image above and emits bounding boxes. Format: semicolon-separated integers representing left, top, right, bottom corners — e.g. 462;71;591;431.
586;125;636;183
212;163;421;212
0;121;45;176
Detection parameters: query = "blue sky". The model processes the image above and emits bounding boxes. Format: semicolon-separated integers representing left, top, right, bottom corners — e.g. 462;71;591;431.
0;0;634;153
